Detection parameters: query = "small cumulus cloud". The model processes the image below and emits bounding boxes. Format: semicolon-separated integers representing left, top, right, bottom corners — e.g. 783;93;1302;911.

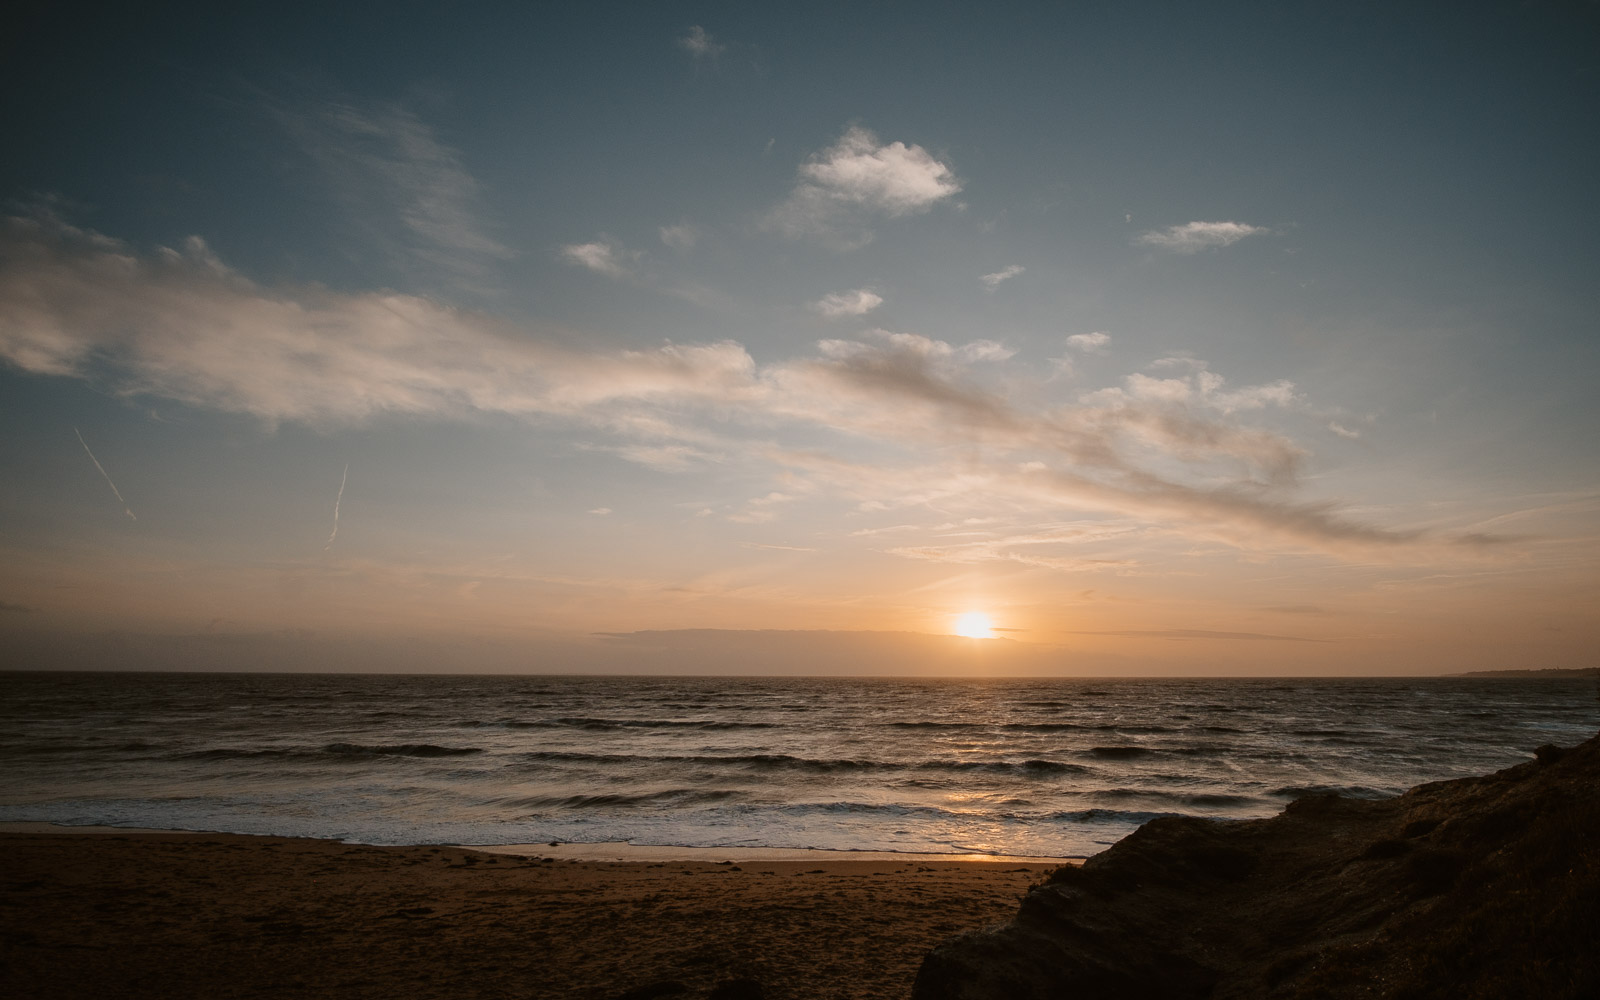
811;288;883;319
588;507;613;515
1137;221;1268;254
979;265;1024;290
561;239;632;277
765;126;961;247
1066;331;1111;353
1329;421;1361;439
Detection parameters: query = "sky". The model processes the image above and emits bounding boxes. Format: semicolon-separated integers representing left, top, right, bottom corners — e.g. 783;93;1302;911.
1;1;1597;675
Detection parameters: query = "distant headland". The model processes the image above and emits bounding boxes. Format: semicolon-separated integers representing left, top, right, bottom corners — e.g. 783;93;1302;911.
1450;667;1599;678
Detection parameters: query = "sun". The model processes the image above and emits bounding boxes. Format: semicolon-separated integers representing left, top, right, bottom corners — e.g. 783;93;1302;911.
953;611;995;639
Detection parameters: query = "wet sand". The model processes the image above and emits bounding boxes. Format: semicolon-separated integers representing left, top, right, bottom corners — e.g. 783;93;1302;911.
0;829;1072;999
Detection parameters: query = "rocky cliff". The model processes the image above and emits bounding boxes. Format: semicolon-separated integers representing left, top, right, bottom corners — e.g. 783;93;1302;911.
915;733;1599;999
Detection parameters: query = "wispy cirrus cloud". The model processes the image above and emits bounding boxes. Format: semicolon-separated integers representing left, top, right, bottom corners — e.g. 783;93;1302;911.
678;26;726;61
883;521;1141;574
268;91;511;292
659;223;698;252
811;288;883;319
1136;220;1268;253
1074;628;1322;642
0;212;1489;559
765;126;961;247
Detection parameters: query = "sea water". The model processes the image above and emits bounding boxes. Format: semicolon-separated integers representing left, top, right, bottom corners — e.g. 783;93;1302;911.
1;672;1594;857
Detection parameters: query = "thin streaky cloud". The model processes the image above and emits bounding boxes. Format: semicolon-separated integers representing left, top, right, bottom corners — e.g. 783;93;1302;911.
1;214;1502;559
980;265;1024;290
324;462;348;551
812;288;883;319
1136;221;1268;253
73;426;135;520
1073;628;1323;642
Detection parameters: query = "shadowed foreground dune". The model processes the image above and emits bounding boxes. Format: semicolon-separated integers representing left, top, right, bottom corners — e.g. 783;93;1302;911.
0;835;1052;1000
915;732;1600;999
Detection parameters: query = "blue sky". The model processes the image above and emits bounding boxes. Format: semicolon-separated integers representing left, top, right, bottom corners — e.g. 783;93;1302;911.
1;1;1596;674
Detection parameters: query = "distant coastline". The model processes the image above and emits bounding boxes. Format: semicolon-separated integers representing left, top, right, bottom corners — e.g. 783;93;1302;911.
1451;667;1599;678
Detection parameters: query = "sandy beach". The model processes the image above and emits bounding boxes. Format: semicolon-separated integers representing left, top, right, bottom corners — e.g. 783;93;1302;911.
0;829;1068;999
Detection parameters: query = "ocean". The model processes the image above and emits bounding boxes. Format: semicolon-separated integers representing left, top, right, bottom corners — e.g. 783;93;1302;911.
2;672;1594;858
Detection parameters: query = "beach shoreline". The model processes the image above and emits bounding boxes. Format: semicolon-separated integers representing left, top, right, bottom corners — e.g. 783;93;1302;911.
0;821;1080;864
0;827;1071;999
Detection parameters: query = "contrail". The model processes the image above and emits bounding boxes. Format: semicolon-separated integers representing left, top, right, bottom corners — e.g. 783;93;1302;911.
324;462;348;551
74;427;136;520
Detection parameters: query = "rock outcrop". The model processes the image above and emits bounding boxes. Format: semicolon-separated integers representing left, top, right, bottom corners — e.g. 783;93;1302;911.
915;734;1600;999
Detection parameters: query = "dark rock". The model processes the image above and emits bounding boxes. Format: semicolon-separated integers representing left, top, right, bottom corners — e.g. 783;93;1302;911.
707;978;764;1000
915;731;1600;1000
612;981;687;1000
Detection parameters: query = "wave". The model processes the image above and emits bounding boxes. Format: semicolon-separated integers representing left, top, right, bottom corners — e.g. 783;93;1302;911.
1080;788;1264;809
4;741;166;757
926;759;1089;776
1088;745;1156;759
1270;783;1391;800
323;742;483;757
505;788;744;810
1043;808;1176;824
515;750;1090;778
887;721;982;730
177;742;484;760
1001;722;1085;732
466;717;780;731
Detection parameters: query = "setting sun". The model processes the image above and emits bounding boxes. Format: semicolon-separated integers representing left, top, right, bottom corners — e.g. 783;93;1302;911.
954;612;995;639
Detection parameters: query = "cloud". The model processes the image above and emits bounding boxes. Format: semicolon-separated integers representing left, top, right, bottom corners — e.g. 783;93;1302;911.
1136;221;1268;254
765;126;961;246
980;265;1024;290
1075;629;1322;642
0;212;753;426
659;223;698;252
0;600;32;613
588;507;612;516
811;288;883;319
678;26;725;60
561;239;631;277
883;522;1141;574
1066;332;1110;353
0;212;1488;559
1329;421;1361;439
268;92;511;292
